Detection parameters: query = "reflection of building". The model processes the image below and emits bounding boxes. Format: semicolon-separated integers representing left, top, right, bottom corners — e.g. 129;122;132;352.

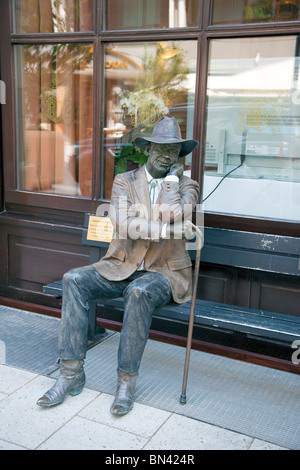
103;41;197;197
0;1;299;360
204;36;300;220
212;0;300;23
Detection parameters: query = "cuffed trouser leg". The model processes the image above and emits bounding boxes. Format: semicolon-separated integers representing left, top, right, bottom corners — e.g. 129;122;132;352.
58;266;172;374
58;265;127;360
117;272;172;374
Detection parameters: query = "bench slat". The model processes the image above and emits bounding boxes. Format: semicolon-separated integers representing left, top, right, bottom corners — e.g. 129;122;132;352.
95;297;300;344
43;280;63;298
43;281;300;345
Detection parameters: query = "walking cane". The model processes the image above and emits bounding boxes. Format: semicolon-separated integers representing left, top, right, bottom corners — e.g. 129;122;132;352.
180;223;202;405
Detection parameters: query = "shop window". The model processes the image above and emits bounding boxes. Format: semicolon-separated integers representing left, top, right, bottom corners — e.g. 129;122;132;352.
105;0;200;30
13;0;94;33
203;36;300;222
15;43;94;197
211;0;300;25
102;40;198;199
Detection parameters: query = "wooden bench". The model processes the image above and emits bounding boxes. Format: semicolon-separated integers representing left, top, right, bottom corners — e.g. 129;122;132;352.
43;213;300;374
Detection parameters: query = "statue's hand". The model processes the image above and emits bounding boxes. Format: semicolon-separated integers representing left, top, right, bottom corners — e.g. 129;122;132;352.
165;221;196;240
167;163;184;179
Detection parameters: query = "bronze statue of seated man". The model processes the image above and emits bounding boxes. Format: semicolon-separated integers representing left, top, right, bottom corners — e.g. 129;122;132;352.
37;116;199;416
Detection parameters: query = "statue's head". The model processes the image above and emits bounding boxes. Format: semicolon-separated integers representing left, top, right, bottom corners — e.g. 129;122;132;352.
145;142;182;178
134;116;199;177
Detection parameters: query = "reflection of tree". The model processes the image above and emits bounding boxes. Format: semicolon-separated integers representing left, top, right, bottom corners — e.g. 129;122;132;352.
19;42;93;196
140;42;189;107
22;44;93;128
244;0;275;21
114;143;148;174
23;43;93;76
115;42;190;174
120;42;190;128
17;0;93;33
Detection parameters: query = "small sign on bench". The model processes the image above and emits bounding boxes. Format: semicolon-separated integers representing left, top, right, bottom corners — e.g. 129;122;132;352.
87;216;114;243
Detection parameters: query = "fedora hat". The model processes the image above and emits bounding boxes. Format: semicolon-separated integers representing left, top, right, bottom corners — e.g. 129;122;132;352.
134;116;199;157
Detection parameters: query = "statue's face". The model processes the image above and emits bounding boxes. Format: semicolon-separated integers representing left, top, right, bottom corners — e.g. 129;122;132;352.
146;142;181;178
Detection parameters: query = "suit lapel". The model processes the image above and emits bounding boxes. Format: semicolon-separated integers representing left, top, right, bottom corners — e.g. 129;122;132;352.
131;166;151;218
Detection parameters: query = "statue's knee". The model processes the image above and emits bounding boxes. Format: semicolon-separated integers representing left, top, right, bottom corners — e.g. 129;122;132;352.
62;269;77;286
62;269;85;292
124;285;151;301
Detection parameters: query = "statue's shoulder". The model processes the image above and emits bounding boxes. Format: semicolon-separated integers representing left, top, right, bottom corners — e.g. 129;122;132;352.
180;174;199;187
114;166;144;183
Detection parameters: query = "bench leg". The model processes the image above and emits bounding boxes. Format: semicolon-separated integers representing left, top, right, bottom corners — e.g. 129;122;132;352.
88;303;106;342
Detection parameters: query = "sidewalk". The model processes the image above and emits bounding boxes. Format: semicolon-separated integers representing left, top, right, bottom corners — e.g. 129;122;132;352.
0;305;298;450
0;363;287;450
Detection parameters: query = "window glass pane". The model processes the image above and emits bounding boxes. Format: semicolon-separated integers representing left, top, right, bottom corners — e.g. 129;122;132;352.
14;0;94;33
15;44;94;197
103;41;198;199
105;0;200;30
211;0;300;25
204;36;300;222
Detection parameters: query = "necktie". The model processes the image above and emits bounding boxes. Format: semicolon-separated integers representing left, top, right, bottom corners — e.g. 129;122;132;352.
149;180;158;205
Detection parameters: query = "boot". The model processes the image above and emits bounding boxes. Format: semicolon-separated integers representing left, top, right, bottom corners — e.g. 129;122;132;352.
110;369;138;416
37;360;85;408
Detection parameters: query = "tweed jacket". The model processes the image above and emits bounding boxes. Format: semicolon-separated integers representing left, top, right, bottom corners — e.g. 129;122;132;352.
95;165;199;304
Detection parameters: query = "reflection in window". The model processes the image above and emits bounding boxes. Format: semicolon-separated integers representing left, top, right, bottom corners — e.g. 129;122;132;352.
15;44;93;197
212;0;300;25
105;0;200;30
14;0;94;33
204;36;300;222
103;41;198;199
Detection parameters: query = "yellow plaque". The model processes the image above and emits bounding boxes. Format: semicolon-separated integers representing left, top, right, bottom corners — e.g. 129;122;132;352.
87;216;114;243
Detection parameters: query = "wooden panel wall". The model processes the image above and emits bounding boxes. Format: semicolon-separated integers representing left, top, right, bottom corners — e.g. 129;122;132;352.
0;214;90;305
198;263;300;317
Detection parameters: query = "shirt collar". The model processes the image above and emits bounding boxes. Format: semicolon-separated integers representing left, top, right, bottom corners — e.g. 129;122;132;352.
144;166;165;185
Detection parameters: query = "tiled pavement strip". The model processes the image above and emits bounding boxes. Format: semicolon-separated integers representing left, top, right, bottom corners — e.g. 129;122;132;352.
0;365;288;450
0;365;287;450
0;306;296;451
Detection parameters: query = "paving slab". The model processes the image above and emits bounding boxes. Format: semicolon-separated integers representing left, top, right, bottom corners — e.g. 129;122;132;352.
0;374;99;450
37;415;148;450
248;439;287;450
79;393;171;438
0;364;37;395
0;438;27;450
143;414;253;450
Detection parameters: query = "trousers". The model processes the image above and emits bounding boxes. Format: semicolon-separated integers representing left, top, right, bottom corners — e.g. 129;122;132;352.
58;265;172;373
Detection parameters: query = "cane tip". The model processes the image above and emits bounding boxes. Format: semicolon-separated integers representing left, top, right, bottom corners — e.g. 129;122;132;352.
180;394;187;405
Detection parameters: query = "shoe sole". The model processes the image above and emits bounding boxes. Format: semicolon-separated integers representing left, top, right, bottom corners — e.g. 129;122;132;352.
110;402;134;416
37;382;85;408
